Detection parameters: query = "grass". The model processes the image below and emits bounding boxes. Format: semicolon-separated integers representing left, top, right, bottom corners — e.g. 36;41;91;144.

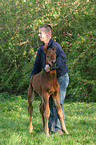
0;92;96;145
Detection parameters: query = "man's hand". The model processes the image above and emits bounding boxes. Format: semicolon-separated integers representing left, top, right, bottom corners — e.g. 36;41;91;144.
44;64;50;72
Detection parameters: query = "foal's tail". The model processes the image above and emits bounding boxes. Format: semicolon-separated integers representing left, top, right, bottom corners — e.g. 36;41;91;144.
27;76;34;133
32;89;35;101
27;76;34;117
28;76;34;103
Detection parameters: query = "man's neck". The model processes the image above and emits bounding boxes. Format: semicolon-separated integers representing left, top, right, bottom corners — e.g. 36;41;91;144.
44;37;51;46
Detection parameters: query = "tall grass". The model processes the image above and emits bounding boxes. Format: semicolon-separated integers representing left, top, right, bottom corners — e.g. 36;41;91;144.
0;93;96;145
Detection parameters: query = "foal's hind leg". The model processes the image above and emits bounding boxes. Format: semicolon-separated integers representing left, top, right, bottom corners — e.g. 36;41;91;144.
28;84;34;133
52;92;69;134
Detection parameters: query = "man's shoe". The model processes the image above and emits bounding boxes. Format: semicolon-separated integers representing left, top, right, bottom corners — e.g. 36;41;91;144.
51;129;64;136
56;129;64;135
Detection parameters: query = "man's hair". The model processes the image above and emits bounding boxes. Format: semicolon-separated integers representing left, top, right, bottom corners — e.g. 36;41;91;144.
40;24;52;33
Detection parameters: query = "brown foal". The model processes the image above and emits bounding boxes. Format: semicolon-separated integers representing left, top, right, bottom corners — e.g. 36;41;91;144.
27;45;69;136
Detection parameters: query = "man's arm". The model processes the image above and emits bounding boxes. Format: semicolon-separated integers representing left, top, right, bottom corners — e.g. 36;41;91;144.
29;48;42;79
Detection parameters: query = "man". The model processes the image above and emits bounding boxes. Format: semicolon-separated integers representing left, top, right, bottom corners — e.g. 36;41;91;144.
30;24;69;135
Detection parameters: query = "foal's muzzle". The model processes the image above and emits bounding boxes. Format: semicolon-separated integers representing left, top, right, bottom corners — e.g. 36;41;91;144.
51;60;56;67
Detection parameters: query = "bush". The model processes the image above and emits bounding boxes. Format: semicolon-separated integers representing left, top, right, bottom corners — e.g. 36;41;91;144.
0;0;96;101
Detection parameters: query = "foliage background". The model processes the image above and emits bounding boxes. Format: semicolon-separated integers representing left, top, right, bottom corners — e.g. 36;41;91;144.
0;0;96;101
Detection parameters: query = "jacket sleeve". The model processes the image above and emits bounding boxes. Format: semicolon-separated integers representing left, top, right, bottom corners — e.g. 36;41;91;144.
51;44;67;70
29;48;42;79
56;45;67;68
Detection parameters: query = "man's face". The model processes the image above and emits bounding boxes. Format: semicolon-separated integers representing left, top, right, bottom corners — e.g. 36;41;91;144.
38;28;48;42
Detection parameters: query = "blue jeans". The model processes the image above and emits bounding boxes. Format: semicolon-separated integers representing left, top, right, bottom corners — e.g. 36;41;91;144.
48;73;69;132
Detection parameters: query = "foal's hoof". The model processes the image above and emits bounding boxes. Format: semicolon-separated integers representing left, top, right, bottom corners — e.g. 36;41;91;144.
65;131;69;134
29;128;32;133
45;131;50;137
29;126;33;133
46;133;50;137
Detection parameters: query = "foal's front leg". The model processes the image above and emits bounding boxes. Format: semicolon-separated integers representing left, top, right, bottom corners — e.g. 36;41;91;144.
43;92;50;136
28;84;33;133
40;101;45;130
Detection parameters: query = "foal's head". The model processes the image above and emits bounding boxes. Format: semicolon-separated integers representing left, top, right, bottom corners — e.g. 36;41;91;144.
43;45;56;67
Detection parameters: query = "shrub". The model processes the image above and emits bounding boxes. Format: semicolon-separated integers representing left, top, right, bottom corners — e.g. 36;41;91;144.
0;0;95;101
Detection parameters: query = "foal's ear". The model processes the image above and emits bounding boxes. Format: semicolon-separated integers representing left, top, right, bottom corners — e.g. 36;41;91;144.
43;46;47;53
53;45;56;52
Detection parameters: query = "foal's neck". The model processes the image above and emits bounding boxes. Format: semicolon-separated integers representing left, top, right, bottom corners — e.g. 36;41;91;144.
47;69;57;78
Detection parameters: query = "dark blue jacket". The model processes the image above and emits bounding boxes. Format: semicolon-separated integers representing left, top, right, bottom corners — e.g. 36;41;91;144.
30;38;68;78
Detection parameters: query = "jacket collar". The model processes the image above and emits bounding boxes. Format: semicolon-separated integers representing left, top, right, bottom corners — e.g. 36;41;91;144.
43;38;54;48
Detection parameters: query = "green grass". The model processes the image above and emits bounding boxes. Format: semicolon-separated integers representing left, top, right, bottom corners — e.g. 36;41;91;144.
0;92;96;145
